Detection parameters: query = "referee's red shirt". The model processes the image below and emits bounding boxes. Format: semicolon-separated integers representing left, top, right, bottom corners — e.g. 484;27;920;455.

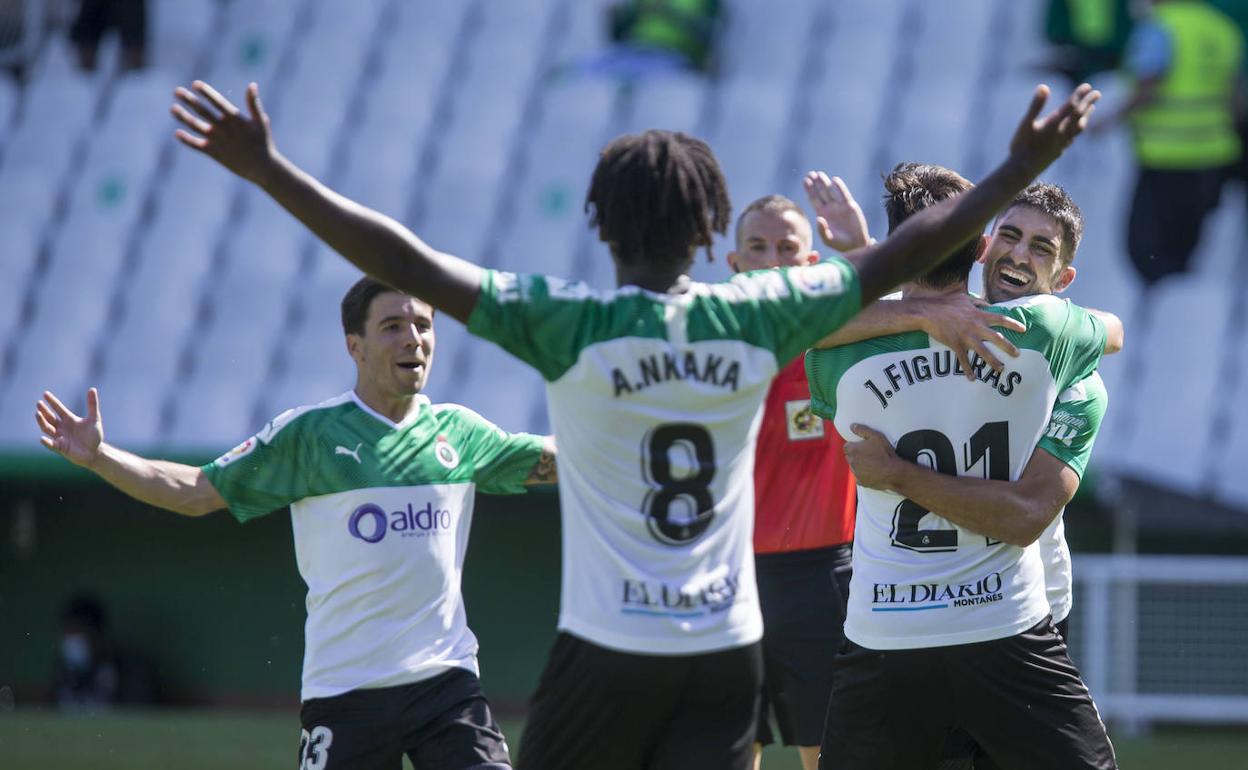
753;355;856;554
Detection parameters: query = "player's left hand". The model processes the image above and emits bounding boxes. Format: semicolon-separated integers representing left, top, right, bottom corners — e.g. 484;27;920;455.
803;171;870;252
844;424;900;491
171;81;278;187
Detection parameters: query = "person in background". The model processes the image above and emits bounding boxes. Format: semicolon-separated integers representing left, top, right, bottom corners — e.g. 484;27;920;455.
51;593;157;709
1102;0;1244;285
70;0;147;72
1044;0;1135;85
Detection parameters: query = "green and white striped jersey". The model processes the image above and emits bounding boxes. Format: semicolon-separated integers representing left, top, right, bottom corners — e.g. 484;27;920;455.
1036;372;1108;624
468;261;860;654
201;391;544;701
805;294;1105;650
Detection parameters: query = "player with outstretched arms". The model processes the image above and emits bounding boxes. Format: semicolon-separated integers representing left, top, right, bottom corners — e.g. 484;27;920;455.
805;164;1118;770
169;77;1098;770
36;278;555;770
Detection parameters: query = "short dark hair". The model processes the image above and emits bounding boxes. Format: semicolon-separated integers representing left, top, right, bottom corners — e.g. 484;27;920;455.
341;276;399;336
1001;183;1084;267
585;130;732;267
733;194;810;248
61;594;107;631
882;162;977;289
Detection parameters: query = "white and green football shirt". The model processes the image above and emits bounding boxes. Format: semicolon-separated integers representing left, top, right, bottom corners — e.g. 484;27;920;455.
468;261;860;654
201;391;544;701
1036;372;1108;624
805;294;1106;650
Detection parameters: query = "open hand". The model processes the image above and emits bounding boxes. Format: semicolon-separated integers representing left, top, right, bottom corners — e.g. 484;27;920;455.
918;293;1026;378
803;171;870;252
171;81;278;187
1008;83;1101;176
36;389;104;468
844;424;900;491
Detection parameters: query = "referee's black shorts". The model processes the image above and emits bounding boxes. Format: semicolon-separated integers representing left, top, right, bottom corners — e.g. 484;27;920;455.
298;667;511;770
755;543;852;748
819;617;1117;770
516;632;763;770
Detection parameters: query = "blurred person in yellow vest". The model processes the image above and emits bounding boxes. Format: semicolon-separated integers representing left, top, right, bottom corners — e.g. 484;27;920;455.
1045;0;1135;84
1101;0;1244;284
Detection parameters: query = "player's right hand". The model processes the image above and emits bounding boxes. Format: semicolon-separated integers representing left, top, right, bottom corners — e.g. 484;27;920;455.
803;171;871;252
171;81;277;188
918;294;1026;378
36;388;104;468
1008;83;1100;176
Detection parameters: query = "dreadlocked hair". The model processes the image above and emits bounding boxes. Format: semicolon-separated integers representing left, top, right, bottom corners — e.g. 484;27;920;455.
585;130;732;267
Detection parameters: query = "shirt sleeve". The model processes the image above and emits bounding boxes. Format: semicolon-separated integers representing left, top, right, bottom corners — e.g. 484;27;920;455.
990;299;1106;393
200;412;309;523
469;270;604;382
455;407;547;495
1037;374;1109;479
1125;21;1172;79
732;256;863;365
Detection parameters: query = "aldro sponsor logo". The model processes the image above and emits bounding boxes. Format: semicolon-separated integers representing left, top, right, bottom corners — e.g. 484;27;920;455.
620;572;743;617
870;572;1004;612
348;502;453;543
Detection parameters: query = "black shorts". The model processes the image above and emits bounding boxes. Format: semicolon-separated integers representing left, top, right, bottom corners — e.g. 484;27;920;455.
1127;166;1228;284
755;543;852;747
941;616;1076;770
298;667;511;770
820;617;1116;770
516;632;763;770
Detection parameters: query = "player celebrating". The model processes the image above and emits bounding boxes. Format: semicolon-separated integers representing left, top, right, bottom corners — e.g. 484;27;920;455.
726;193;1025;770
805;164;1118;770
812;176;1116;644
169;78;1098;770
36;278;555;770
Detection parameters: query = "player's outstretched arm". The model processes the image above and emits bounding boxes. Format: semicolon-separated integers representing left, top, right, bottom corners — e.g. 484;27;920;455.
813;292;1026;377
36;389;225;517
524;436;558;486
844;84;1100;305
1089;309;1124;354
170;81;482;324
845;424;1077;547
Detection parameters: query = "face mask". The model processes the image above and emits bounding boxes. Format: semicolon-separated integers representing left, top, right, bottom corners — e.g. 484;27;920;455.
60;634;92;671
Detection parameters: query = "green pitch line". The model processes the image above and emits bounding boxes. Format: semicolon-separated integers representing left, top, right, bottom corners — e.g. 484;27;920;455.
0;710;1245;770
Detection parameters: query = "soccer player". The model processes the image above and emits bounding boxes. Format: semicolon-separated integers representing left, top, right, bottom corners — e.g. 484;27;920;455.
36;278;555;770
169;78;1098;770
727;194;1025;770
805;164;1118;770
812;176;1117;643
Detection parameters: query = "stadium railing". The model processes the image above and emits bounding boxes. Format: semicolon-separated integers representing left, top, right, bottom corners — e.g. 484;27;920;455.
1071;554;1248;728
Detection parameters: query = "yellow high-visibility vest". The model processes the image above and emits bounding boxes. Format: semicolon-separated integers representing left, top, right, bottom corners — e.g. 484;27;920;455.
1132;1;1243;169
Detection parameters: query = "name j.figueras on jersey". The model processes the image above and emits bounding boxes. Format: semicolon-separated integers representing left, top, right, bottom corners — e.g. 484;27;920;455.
863;350;1023;409
871;571;1005;612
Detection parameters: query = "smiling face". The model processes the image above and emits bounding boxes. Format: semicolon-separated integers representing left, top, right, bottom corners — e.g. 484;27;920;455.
981;205;1076;303
727;206;817;273
347;292;436;398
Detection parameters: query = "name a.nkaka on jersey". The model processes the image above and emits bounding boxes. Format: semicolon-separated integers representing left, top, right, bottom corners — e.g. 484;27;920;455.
612;352;742;397
863;351;1023;409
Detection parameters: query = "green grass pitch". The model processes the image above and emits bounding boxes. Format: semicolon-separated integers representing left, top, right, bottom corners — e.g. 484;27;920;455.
1;710;1245;769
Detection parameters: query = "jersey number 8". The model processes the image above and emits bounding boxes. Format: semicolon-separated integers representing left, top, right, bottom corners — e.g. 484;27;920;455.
641;423;717;545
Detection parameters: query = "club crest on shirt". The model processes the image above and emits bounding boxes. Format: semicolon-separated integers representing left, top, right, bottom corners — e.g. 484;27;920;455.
791;263;844;297
213;437;256;467
785;399;824;441
434;435;460;469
